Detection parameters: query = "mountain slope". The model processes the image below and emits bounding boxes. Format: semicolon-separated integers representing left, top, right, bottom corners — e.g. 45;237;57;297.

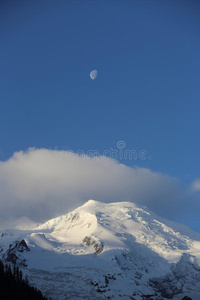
0;200;200;300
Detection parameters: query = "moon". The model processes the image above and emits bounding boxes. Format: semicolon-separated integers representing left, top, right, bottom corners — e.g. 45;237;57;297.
90;70;98;80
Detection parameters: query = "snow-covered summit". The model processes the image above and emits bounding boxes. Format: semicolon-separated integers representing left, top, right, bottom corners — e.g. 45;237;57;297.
35;199;200;263
1;200;200;300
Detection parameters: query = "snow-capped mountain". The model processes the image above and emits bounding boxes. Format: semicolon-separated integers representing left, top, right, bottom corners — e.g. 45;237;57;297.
0;200;200;300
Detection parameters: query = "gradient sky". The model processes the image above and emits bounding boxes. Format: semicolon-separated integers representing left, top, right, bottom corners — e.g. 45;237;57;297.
1;1;200;228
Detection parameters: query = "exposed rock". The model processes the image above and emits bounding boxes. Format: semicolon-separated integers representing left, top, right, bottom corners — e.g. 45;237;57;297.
3;239;30;266
12;239;30;252
149;275;183;299
83;236;92;246
83;236;103;255
71;213;79;222
94;242;103;255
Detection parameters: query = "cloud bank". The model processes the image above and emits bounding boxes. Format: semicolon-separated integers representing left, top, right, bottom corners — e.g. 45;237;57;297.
0;148;199;229
191;179;200;192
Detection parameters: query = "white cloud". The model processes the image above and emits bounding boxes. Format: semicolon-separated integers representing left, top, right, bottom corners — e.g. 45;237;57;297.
0;148;199;229
191;179;200;192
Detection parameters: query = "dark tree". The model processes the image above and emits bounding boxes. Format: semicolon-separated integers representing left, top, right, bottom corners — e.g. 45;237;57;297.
0;260;48;300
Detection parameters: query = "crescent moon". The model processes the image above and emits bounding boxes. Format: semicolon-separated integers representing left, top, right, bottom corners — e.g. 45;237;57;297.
90;70;98;80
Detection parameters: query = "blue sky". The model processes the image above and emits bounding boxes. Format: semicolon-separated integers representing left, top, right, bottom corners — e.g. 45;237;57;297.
1;1;200;229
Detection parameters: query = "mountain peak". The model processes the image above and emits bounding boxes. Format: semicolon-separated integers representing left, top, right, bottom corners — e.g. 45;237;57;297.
82;199;99;205
32;200;200;264
1;200;200;299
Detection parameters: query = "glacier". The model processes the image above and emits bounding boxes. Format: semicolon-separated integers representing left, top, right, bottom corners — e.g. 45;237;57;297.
0;200;200;300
